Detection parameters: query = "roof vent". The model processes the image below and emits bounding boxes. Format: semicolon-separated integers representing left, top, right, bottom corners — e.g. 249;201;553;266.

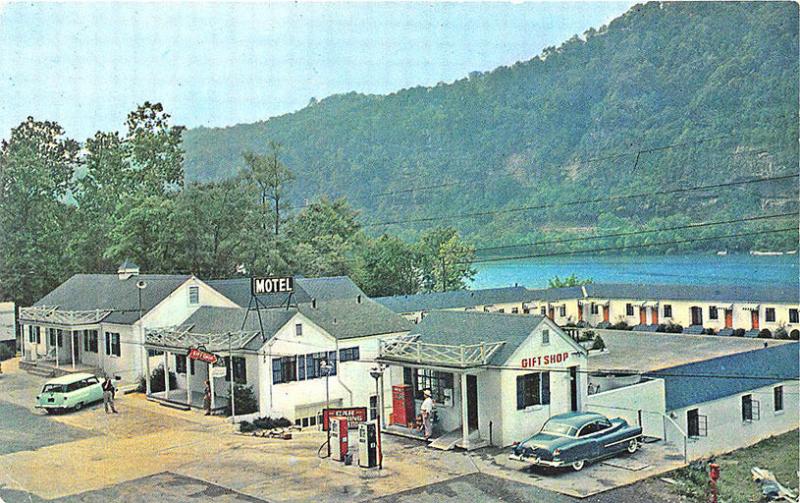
311;298;317;309
357;294;362;304
117;259;140;280
333;317;337;324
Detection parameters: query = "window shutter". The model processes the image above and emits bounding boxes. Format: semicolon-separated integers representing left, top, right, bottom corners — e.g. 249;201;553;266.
105;332;110;355
403;367;413;386
542;372;551;405
516;375;525;410
272;358;282;384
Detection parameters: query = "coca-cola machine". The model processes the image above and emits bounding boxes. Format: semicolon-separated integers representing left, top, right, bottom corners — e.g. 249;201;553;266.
330;417;349;461
391;384;415;427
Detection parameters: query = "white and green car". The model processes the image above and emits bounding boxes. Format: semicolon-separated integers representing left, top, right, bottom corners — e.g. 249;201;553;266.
35;373;104;413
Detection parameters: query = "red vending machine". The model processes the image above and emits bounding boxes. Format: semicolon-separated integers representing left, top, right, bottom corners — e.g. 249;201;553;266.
391;384;415;427
330;417;349;461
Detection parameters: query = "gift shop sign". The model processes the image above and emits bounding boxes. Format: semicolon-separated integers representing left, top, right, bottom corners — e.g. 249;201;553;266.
520;352;570;368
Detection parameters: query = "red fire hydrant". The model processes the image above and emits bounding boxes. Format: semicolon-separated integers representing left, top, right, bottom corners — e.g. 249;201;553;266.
708;463;720;503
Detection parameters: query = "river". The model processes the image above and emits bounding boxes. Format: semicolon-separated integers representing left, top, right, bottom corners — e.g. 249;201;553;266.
470;253;799;289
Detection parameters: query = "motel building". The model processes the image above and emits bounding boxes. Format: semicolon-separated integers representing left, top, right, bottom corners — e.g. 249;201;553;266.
18;261;238;381
142;276;411;425
376;311;589;449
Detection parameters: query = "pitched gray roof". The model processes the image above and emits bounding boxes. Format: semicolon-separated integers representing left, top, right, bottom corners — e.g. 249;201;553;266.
585;283;798;304
527;286;585;302
374;286;531;313
409;311;548;365
206;276;365;308
34;274;191;324
180;306;297;351
298;297;412;340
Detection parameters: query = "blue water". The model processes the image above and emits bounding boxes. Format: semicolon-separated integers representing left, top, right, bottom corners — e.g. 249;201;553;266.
471;254;799;289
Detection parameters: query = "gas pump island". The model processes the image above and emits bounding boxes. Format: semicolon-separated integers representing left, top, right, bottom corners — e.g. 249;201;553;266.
325;410;380;469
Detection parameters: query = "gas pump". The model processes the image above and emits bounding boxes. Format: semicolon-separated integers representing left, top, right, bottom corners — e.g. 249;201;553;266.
358;422;378;468
330;417;349;461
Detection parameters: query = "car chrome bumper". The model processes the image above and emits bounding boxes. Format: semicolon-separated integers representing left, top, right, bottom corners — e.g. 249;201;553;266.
508;454;564;467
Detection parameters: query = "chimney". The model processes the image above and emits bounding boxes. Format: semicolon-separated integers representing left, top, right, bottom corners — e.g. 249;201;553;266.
311;298;317;309
117;259;140;280
357;294;362;304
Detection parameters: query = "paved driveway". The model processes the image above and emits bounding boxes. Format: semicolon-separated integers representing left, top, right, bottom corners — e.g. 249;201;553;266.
0;399;97;455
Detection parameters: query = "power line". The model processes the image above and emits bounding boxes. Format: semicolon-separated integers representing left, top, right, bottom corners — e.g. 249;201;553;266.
475;212;796;254
365;173;799;227
456;227;799;265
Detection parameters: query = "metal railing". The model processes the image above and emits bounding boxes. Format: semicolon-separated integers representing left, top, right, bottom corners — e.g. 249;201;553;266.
378;334;505;367
19;306;111;326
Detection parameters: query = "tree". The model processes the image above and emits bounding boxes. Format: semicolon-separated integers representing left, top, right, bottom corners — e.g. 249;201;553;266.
548;274;593;288
104;195;176;272
0;117;80;304
242;141;294;236
359;234;420;297
416;227;476;292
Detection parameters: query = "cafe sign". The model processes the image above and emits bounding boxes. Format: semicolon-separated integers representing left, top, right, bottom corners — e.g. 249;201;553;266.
188;346;219;364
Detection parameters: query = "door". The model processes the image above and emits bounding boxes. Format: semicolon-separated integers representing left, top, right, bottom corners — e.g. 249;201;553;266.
639;307;646;325
569;367;579;412
651;307;659;325
725;309;733;328
751;310;759;330
466;375;478;431
687;409;700;437
691;307;703;325
602;305;609;322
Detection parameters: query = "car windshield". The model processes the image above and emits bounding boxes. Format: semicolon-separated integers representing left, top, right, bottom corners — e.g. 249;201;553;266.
42;384;68;393
541;420;578;437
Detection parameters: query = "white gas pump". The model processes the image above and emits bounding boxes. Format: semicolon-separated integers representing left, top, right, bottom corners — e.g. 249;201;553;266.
358;422;378;468
330;416;349;461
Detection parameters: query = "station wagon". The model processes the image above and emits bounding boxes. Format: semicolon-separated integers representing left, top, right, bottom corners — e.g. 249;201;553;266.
35;373;104;413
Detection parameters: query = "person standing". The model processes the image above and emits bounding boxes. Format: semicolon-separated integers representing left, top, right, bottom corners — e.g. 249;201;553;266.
420;388;434;441
203;380;212;416
102;376;118;414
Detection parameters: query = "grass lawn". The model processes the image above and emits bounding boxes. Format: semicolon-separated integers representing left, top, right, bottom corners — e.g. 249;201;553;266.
669;430;799;503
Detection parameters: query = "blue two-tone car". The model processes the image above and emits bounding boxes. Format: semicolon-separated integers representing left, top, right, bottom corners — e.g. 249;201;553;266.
509;411;642;472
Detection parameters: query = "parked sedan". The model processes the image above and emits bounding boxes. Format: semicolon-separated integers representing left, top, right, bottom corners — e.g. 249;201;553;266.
35;373;104;413
509;411;642;471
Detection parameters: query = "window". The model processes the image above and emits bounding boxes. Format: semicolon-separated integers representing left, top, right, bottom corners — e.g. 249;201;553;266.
626;304;634;316
48;328;63;348
369;395;378;421
224;356;247;384
774;386;784;412
742;394;753;422
175;355;187;374
516;372;550;410
540;306;547;316
339;347;360;362
29;326;41;344
415;369;454;405
590;303;599;315
765;308;776;322
578;419;611;437
542;329;550;345
559;306;566;317
83;330;98;353
664;304;673;318
148;349;164;357
295;323;303;336
188;286;200;305
709;306;718;320
790;309;799;324
511;307;519;314
105;332;121;357
272;356;297;384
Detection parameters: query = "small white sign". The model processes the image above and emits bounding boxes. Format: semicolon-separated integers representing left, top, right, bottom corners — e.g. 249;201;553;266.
211;366;227;378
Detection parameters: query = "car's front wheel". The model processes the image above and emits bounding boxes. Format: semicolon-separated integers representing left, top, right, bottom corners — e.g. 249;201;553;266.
627;439;638;454
571;460;586;472
74;402;83;411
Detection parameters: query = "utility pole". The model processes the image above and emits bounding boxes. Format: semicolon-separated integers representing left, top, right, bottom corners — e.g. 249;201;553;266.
440;256;447;292
321;359;333;458
229;332;236;423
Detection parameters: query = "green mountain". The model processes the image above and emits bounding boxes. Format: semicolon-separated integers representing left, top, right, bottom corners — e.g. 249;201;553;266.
182;2;799;255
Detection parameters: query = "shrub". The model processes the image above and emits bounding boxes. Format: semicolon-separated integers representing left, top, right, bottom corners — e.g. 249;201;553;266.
274;417;292;428
137;365;178;393
702;328;716;335
578;330;595;342
663;323;683;334
0;343;14;361
774;327;788;340
790;329;800;341
757;329;772;339
610;321;632;331
239;421;257;433
732;328;746;337
226;383;258;416
251;416;292;430
591;335;606;351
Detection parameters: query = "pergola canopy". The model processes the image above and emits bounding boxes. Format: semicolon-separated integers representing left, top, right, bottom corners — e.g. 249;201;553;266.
378;334;505;369
19;306;112;326
145;326;261;352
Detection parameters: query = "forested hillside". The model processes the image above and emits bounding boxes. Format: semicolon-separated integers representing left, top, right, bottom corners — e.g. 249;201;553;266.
182;2;799;254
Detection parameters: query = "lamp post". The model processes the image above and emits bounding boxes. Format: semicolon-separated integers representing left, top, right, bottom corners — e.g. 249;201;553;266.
369;365;385;469
229;332;236;423
320;359;333;458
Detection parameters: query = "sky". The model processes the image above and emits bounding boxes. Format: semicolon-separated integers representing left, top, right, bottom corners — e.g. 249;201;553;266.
0;1;634;141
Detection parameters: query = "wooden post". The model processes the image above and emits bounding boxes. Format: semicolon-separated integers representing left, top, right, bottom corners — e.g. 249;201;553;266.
185;355;192;407
144;348;151;396
54;329;59;368
70;330;76;370
164;351;170;398
460;373;469;448
209;361;216;411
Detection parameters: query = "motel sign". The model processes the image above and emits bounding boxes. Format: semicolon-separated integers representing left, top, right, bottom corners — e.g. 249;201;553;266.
251;276;294;296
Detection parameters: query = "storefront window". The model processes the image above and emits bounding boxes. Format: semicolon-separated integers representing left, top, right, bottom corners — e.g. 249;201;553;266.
415;369;453;406
516;372;551;410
